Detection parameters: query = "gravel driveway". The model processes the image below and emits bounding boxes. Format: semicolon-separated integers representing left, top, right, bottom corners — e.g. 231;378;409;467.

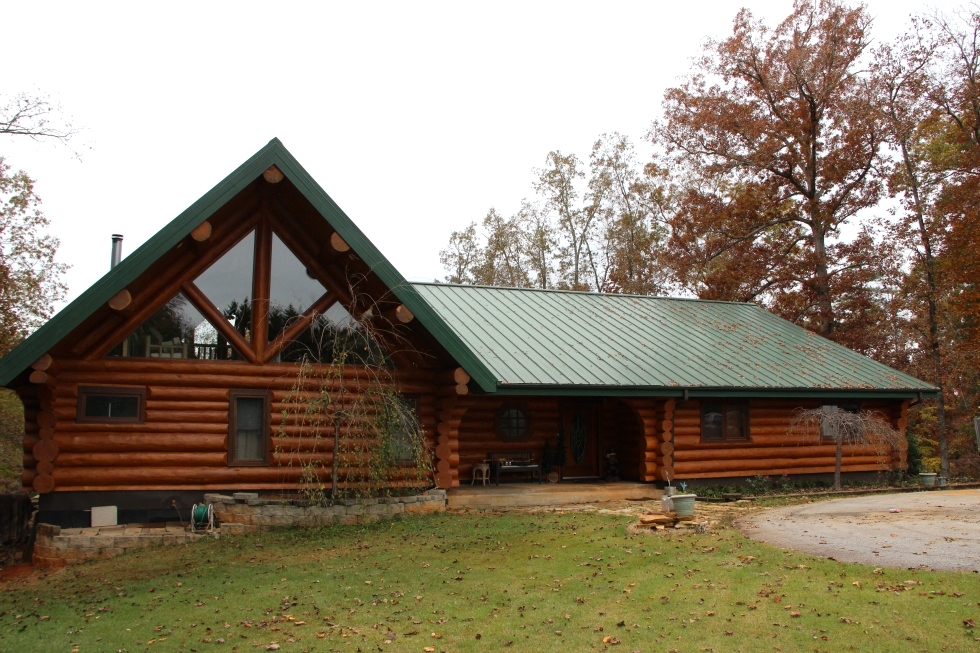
737;489;980;572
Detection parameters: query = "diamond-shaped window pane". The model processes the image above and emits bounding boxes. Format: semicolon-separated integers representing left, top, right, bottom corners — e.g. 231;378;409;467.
194;231;254;341
272;303;376;363
269;232;328;339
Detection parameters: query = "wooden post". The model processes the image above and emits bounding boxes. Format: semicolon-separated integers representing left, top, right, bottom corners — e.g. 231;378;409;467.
331;418;340;499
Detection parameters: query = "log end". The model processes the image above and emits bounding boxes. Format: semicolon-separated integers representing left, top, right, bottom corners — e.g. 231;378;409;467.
452;367;471;385
108;289;132;311
32;439;59;463
33;474;55;494
330;232;350;252
190;220;213;242
395;304;414;323
31;354;53;371
262;165;284;184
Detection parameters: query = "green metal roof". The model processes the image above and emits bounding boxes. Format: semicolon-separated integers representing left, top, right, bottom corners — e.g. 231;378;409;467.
410;283;938;399
0;139;496;390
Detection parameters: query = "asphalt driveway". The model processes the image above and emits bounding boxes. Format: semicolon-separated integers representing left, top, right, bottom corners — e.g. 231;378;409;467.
737;489;980;572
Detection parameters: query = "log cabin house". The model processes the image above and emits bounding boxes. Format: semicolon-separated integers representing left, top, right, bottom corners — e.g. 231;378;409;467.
0;139;937;526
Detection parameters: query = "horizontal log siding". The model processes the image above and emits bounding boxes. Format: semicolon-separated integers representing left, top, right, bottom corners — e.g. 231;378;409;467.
28;359;437;493
671;398;907;480
456;397;559;484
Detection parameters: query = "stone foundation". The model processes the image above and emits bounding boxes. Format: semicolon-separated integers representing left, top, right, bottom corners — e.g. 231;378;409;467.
32;522;208;568
204;490;447;533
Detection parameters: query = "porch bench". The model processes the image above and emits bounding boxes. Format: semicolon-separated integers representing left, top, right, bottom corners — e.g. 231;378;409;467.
489;451;541;485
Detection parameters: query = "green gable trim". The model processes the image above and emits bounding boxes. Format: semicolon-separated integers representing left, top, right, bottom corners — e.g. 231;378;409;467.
0;139;498;390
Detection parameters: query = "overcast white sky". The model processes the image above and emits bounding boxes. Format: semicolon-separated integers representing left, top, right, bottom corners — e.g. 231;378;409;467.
0;1;965;309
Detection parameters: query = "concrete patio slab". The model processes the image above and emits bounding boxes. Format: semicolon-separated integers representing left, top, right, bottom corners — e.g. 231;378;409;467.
447;481;660;510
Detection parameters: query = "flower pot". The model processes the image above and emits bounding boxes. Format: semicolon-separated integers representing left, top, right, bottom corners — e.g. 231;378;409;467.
919;473;937;487
671;494;697;516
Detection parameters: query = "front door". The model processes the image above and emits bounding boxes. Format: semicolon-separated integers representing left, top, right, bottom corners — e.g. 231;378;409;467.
560;400;601;479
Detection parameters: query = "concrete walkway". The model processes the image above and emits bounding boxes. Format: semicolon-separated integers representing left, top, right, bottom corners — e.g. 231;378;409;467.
738;489;980;572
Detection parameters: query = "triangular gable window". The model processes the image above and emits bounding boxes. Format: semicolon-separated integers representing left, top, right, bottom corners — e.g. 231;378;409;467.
106;221;342;364
108;292;247;360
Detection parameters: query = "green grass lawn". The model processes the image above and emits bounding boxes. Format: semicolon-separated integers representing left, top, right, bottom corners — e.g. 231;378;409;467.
1;508;978;652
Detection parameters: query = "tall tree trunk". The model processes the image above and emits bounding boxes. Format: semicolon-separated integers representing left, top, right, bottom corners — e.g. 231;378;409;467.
811;223;835;337
901;142;950;477
835;438;843;491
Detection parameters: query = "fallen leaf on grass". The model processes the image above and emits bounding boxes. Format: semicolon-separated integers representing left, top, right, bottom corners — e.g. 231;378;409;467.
602;635;621;644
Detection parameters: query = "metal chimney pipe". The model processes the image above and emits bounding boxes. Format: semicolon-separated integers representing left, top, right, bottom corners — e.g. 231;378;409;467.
110;234;123;269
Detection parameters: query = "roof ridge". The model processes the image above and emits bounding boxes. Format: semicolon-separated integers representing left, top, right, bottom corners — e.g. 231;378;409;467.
409;281;755;306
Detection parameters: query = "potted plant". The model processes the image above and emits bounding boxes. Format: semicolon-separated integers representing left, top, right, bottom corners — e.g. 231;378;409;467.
671;491;697;516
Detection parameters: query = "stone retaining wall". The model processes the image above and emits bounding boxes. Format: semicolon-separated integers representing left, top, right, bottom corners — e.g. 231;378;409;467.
29;491;446;568
32;522;207;568
205;490;447;533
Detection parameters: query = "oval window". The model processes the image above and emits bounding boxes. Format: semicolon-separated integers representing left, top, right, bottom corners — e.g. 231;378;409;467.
496;404;531;442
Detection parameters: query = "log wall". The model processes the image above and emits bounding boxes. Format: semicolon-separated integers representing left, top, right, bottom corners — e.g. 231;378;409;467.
19;353;913;494
19;358;437;493
671;398;908;479
455;397;560;485
453;396;652;484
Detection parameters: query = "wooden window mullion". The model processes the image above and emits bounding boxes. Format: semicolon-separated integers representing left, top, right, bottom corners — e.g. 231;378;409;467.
263;294;337;363
251;219;273;361
180;281;258;364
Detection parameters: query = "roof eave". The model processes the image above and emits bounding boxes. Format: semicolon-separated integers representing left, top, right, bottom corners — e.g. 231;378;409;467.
491;383;939;399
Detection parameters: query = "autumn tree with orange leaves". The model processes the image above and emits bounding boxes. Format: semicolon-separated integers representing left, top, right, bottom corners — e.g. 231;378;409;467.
652;0;883;342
